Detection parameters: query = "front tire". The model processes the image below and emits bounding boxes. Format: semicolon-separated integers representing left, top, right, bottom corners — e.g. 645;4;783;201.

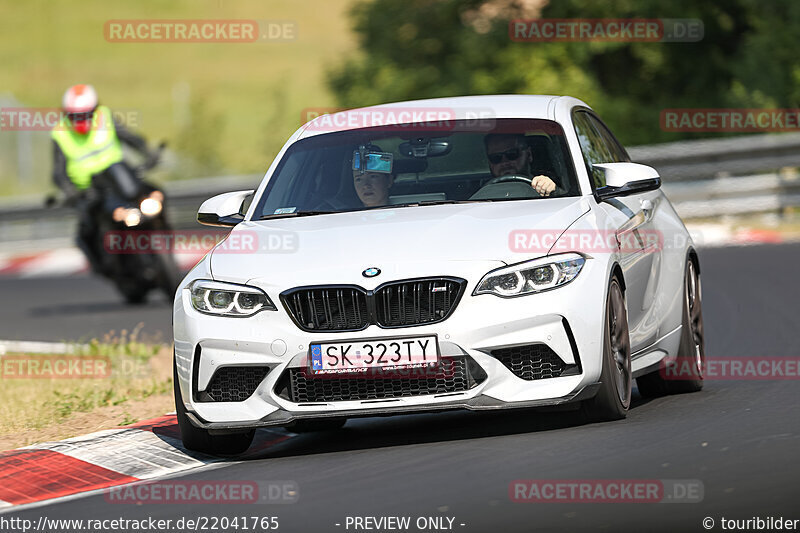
582;277;632;422
173;360;255;455
637;257;705;397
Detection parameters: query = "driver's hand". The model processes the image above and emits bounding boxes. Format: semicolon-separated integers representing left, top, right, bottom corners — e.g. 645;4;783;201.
531;175;556;196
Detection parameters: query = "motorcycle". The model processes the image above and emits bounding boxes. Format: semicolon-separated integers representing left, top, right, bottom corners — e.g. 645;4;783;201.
47;143;181;304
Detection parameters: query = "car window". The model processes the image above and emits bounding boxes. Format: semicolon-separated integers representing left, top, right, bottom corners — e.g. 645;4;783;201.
586;114;629;163
252;118;580;218
573;111;612;188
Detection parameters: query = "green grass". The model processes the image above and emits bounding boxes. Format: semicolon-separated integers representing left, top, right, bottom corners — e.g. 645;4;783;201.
0;330;172;436
80;325;161;360
119;412;139;426
0;0;358;196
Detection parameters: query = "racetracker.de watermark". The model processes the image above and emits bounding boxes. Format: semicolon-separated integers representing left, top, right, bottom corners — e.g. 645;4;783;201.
104;19;297;43
304;107;455;132
301;107;498;132
0;355;111;379
104;480;299;504
509;229;669;254
663;357;800;381
0;107;141;131
103;230;298;255
509;18;703;42
661;108;800;132
510;479;704;503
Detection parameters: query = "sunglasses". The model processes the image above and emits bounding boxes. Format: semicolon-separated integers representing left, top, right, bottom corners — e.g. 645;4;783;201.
488;147;522;165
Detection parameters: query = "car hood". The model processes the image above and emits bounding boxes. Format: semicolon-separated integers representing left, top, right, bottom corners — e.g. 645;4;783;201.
209;198;590;286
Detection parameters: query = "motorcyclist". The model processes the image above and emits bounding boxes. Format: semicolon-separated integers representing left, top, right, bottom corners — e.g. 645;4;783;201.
51;84;160;273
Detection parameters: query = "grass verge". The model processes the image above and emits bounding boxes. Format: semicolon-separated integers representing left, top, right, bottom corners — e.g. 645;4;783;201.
0;328;173;450
1;0;358;196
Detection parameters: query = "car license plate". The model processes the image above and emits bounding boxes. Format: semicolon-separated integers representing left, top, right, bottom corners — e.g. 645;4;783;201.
309;335;439;376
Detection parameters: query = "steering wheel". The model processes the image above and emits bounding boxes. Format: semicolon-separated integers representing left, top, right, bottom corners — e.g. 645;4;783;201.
484;174;532;186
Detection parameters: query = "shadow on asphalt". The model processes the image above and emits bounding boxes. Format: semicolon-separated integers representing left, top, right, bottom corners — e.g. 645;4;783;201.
202;389;659;462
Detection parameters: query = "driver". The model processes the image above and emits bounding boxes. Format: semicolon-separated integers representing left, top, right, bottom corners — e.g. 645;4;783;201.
485;133;557;197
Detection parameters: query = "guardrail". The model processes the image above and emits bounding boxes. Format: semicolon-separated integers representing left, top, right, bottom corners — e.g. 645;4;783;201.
661;172;800;218
2;133;800;249
629;132;800;181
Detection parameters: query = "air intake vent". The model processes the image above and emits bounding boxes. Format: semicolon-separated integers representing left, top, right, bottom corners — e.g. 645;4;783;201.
280;357;485;403
490;344;572;381
198;366;270;402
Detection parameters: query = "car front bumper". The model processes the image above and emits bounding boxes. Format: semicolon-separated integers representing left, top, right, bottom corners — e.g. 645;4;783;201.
173;255;610;431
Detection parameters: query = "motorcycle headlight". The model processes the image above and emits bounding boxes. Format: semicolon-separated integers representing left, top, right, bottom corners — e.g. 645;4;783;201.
140;197;162;217
474;253;586;297
123;208;142;227
190;280;276;317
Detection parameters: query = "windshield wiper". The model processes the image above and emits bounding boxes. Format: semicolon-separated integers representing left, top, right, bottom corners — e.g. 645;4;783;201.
257;210;335;220
371;199;504;210
389;200;460;208
259;200;513;218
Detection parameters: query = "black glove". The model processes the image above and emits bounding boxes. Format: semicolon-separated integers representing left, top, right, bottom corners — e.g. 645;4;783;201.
63;190;81;207
83;187;100;205
143;150;161;170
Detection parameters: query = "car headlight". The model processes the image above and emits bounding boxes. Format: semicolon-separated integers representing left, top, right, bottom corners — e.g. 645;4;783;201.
190;280;276;317
474;253;586;297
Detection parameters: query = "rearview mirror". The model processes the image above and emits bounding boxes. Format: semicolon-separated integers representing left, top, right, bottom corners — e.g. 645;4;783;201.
398;137;451;158
593;163;661;201
197;190;254;227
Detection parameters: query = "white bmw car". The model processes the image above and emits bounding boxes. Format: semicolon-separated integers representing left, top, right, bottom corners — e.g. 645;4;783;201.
173;95;704;454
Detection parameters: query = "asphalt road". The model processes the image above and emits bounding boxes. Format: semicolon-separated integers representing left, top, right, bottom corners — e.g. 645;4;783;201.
0;276;173;343
5;243;800;532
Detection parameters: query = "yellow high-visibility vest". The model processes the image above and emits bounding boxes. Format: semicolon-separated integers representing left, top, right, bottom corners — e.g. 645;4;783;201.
51;105;124;189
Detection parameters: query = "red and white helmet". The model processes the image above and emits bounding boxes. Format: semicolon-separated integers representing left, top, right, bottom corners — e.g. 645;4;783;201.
62;84;98;113
62;84;98;134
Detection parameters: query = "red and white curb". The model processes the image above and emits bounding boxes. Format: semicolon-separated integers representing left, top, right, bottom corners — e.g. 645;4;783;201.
0;248;88;278
0;248;205;278
686;224;790;247
0;339;89;356
0;414;294;512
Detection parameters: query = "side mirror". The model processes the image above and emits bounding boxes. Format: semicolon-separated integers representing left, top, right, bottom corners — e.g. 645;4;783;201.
593;163;661;201
197;190;254;227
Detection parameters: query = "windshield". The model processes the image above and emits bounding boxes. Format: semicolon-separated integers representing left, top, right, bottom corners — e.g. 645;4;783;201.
253;118;579;218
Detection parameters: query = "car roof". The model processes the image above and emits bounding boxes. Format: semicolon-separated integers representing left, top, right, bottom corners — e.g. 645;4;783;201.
297;94;589;139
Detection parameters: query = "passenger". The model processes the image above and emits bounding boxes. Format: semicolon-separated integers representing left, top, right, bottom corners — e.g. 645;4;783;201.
352;145;395;207
353;169;394;207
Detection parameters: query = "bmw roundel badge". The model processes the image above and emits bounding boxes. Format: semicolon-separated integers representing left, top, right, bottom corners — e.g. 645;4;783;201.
362;267;381;278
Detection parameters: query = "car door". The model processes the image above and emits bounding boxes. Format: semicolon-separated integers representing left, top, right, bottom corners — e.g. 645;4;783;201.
572;110;661;351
